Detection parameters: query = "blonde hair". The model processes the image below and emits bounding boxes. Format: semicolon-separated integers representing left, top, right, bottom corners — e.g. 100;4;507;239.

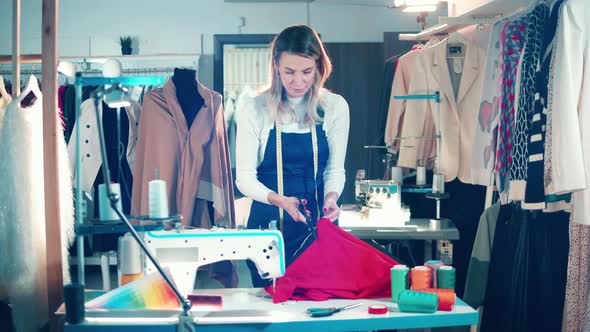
262;25;332;124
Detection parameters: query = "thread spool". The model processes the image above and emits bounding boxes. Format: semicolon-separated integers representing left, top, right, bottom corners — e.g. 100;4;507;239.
368;304;388;315
98;183;123;221
391;166;404;184
64;283;85;324
398;290;438;313
149;168;169;219
118;233;144;286
391;265;409;303
432;173;445;193
416;288;456;311
410;266;431;290
424;260;444;288
416;166;426;186
437;266;456;290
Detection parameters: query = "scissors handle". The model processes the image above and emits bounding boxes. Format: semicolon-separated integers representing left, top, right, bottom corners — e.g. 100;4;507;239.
308;308;339;317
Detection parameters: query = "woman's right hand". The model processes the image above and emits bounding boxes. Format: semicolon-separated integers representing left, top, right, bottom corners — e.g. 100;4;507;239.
268;193;307;223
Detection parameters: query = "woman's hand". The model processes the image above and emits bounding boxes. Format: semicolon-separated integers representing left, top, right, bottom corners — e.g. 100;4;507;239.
268;192;307;223
322;192;340;221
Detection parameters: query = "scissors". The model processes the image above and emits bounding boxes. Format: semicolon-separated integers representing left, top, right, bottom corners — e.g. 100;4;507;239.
306;303;363;318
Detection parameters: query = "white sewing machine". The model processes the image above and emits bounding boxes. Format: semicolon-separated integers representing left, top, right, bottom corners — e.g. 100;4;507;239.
144;228;285;296
340;179;410;228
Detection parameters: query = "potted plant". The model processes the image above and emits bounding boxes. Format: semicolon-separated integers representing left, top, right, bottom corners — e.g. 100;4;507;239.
120;36;133;55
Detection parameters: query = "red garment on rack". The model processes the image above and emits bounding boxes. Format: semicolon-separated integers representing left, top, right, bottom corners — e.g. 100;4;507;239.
265;218;398;303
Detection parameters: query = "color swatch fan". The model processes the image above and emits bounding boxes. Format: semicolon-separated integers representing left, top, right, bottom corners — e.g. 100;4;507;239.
86;270;180;309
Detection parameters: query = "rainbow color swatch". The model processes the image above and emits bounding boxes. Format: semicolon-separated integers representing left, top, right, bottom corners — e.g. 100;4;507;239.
85;270;180;309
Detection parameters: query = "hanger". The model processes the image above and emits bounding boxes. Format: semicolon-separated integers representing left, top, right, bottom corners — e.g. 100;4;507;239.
447;32;467;45
17;75;42;108
0;75;9;101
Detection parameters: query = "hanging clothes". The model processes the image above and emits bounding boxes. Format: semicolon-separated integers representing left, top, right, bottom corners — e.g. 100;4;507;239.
550;0;590;224
0;75;13;131
494;15;528;194
480;204;569;332
397;37;486;184
384;44;425;155
510;3;550;201
0;76;74;332
131;78;235;228
463;202;501;309
523;0;563;209
470;20;509;187
67;98;141;198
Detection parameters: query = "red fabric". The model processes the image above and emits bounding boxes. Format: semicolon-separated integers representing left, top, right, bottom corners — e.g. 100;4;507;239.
265;218;398;303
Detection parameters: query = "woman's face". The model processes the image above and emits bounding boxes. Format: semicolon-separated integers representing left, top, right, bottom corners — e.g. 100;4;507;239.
276;52;317;98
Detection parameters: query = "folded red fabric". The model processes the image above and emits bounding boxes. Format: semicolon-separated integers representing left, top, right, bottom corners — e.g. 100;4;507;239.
265;218;398;303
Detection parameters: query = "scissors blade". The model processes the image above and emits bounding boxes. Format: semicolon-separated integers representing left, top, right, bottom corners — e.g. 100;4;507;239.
341;303;363;311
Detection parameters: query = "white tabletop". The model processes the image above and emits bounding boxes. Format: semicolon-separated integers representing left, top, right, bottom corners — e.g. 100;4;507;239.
66;288;478;332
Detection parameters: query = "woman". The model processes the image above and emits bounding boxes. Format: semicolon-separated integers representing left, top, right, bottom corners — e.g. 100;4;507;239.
235;24;350;287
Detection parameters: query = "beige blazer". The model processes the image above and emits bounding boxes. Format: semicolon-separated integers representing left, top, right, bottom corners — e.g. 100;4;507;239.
398;38;486;183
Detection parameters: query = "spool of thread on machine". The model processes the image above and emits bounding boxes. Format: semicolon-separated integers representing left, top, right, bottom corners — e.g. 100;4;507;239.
410;266;431;290
416;288;456;311
149;168;169;219
437;266;456;290
98;183;123;221
119;233;144;285
416;166;426;186
391;166;404;184
391;264;409;303
398;290;438;314
424;260;444;288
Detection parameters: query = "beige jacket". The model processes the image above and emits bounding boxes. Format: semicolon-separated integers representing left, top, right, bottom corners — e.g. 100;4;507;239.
131;79;235;228
398;38;486;183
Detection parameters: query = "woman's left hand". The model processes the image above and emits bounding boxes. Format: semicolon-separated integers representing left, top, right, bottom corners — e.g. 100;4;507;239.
322;192;340;221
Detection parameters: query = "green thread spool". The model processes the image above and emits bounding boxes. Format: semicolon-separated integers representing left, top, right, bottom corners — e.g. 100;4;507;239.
391;265;409;303
437;266;456;290
398;290;438;313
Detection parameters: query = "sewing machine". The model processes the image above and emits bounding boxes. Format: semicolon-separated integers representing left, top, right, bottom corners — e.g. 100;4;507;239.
343;179;410;228
144;228;285;296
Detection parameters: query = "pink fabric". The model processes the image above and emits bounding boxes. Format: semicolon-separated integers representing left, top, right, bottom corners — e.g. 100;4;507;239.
265;218;398;303
132;79;235;228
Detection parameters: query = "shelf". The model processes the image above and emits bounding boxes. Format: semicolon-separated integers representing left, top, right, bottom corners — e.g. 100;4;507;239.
75;222;165;236
399;0;530;41
75;75;167;86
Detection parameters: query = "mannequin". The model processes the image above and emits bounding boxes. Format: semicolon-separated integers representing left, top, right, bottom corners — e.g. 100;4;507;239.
171;68;204;129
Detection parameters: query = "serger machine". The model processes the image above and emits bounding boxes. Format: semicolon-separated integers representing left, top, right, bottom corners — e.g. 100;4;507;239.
144;228;286;296
339;178;411;228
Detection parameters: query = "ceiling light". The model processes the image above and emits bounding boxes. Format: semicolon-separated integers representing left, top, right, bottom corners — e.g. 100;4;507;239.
403;5;438;12
405;0;439;6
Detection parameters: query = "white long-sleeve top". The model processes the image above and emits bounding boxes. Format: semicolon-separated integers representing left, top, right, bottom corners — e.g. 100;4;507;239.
235;90;350;204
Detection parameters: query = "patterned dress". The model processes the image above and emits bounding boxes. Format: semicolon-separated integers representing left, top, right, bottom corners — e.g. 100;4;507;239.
494;15;528;192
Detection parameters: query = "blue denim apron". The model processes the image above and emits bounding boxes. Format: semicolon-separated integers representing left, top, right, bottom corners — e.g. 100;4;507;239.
247;124;329;287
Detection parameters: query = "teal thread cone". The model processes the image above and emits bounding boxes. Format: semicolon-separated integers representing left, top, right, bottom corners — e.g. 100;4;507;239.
398;290;438;313
437;266;456;290
391;265;409;303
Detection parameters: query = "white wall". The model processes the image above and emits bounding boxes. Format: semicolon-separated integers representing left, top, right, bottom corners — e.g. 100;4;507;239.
0;0;445;87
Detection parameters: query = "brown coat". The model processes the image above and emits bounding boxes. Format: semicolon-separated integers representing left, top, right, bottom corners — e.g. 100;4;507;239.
132;79;235;228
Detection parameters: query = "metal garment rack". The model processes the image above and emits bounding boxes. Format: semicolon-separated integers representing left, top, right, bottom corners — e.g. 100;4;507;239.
393;92;449;220
73;74;167;284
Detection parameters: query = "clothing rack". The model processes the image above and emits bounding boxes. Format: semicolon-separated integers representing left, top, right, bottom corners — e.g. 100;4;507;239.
0;67;177;77
399;0;530;41
72;75;167;285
